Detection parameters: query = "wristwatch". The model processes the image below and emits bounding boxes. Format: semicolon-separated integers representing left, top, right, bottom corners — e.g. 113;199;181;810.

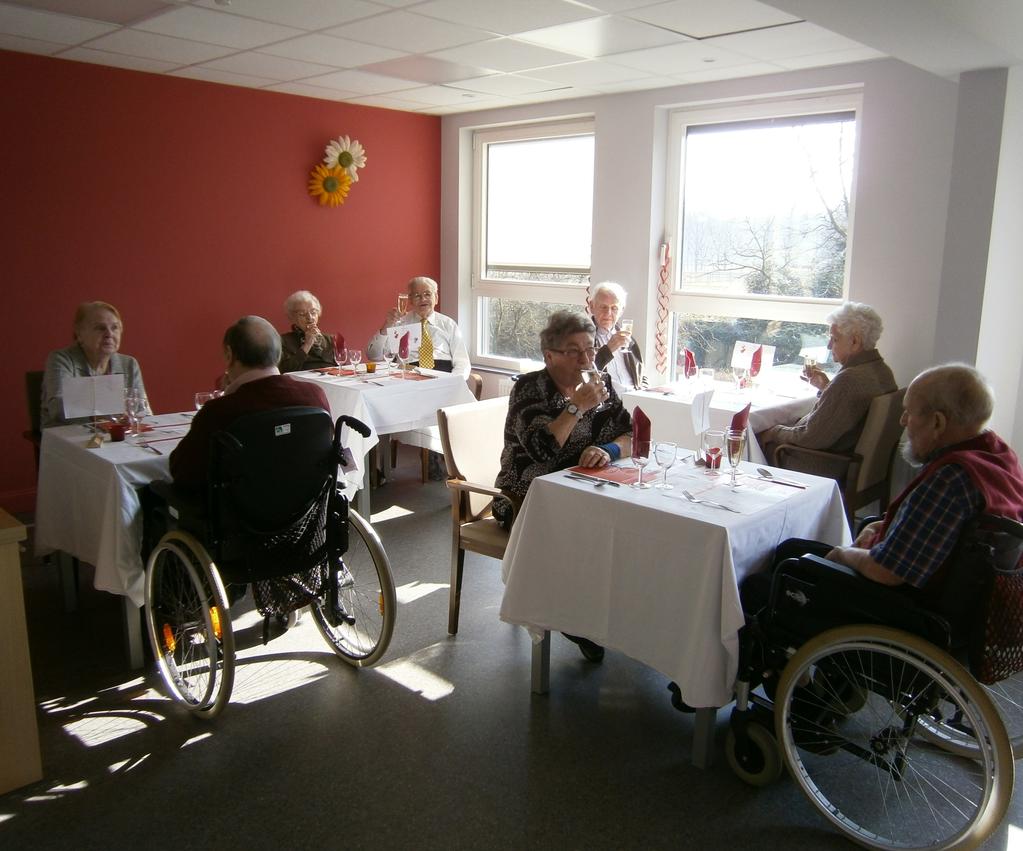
566;403;583;419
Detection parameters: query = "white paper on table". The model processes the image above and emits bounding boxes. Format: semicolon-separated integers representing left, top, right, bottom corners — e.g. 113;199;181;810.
385;323;422;353
62;373;126;419
730;341;775;371
689;388;713;434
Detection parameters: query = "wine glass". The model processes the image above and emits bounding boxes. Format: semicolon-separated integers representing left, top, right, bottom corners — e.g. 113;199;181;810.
620;318;634;336
126;392;149;442
701;429;724;474
349;349;362;374
726;428;746;490
654;441;677;490
333;336;348;373
397;292;409;314
580;366;609;412
631;439;651;489
194;392;214;410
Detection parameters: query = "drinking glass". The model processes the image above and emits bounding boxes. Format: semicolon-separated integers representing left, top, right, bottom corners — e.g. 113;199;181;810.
620;319;634;335
126;391;148;442
631;440;651;489
349;350;363;373
194;392;214;410
701;429;724;473
397;293;409;314
333;335;348;371
726;428;746;490
654;441;677;490
580;366;609;412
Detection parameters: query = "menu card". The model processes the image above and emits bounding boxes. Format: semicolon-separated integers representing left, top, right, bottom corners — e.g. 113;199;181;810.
62;374;125;419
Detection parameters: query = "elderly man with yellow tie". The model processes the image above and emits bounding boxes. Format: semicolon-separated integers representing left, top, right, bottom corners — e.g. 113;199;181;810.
367;276;470;377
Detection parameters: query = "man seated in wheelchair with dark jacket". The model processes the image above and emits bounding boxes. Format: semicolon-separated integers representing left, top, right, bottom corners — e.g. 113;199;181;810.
743;362;1023;619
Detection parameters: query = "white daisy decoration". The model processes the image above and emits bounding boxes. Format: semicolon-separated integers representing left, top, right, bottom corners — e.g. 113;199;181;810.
324;135;367;183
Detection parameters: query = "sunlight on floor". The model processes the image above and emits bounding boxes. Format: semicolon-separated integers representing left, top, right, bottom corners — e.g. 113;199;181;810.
63;710;164;747
371;505;415;523
182;732;213;748
395;580;447;604
376;643;455;700
1009;824;1023;849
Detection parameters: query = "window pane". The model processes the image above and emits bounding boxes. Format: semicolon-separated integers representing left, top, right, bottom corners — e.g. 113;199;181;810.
675;314;831;379
486;135;593;279
679;113;854;301
480;297;579;361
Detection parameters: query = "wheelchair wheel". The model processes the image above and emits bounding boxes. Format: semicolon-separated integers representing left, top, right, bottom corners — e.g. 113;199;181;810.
144;531;235;717
725;722;783;787
311;509;396;666
775;625;1013;851
919;669;1023;761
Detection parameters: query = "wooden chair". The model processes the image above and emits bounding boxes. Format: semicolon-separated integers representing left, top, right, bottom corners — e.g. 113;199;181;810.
390;372;484;482
437;395;510;634
775;387;906;525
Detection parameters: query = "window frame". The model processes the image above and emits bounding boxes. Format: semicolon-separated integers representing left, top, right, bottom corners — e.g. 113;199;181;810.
664;91;862;327
471;118;595;370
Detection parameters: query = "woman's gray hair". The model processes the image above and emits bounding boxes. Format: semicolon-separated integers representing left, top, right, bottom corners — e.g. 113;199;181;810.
284;290;321;314
826;302;883;349
913;363;994;429
540;310;594;352
591;281;627;309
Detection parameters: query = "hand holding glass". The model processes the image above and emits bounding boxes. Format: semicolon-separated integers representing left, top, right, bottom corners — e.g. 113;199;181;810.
632;440;651;489
654;441;677;490
726;428;746;490
580;367;609;412
620;319;634;336
194;392;214;410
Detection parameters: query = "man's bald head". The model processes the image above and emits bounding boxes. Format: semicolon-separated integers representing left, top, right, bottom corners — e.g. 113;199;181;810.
223;316;282;368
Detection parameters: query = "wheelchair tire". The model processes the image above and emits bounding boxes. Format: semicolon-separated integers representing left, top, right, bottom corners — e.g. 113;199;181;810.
144;531;235;718
311;509;396;667
725;722;782;787
775;625;1013;851
919;669;1023;761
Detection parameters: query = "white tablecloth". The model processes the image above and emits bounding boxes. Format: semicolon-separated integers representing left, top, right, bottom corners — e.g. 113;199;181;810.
34;414;191;607
622;381;816;464
499;459;850;707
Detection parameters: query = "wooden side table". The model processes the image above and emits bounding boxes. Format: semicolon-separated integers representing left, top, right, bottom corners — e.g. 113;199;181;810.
0;509;42;794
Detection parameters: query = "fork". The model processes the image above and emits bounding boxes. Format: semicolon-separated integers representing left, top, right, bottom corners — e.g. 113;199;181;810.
680;489;740;513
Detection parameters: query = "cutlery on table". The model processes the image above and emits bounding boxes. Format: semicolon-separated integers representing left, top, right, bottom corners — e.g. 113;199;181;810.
680;489;740;513
138;441;162;455
565;472;619;488
755;467;807;489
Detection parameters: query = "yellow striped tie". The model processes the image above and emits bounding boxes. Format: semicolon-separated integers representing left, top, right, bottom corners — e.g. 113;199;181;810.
419;319;435;369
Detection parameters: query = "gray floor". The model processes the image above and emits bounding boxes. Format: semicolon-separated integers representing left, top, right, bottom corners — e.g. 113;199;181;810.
3;451;1020;850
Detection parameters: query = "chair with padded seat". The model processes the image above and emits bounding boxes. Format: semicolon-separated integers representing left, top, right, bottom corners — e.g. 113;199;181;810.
437;395;510;634
775;387;905;525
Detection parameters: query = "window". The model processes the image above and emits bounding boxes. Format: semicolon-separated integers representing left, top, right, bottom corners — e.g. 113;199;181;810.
472;120;594;367
665;93;859;378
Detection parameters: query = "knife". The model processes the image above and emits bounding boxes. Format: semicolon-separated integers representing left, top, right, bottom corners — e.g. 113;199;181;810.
754;476;807;489
566;472;621;488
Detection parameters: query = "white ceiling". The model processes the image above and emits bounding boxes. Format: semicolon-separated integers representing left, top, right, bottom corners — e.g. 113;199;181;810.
0;0;1019;115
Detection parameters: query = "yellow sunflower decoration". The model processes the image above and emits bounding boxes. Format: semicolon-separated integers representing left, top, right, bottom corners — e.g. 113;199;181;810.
308;164;352;207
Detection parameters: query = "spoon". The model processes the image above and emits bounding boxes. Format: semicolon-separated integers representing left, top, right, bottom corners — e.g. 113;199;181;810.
756;468;807;488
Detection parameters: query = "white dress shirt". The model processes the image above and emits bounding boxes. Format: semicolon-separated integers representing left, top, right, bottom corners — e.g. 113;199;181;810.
367;310;470;378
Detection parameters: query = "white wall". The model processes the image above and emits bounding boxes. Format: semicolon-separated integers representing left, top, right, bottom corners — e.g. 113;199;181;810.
442;58;960;392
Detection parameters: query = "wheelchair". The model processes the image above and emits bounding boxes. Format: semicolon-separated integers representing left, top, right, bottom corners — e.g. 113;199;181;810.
726;514;1023;850
143;407;396;718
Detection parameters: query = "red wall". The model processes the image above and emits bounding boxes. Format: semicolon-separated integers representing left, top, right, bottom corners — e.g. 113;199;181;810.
1;50;441;513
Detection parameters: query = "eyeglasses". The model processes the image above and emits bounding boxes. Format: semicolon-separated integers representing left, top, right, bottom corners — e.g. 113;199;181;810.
409;291;435;300
294;309;320;318
549;346;597;359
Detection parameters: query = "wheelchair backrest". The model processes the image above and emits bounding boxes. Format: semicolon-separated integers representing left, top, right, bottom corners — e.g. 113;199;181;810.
211;406;336;535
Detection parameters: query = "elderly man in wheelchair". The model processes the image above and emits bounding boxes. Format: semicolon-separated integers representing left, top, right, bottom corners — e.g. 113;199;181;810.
144;316;395;718
729;363;1023;850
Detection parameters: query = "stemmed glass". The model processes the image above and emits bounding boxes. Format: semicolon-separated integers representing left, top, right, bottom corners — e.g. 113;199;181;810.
333;335;348;373
194;392;213;410
397;292;409;314
125;389;148;442
349;349;363;375
726;428;746;490
631;439;651;489
580;364;609;412
654;441;677;490
701;429;724;474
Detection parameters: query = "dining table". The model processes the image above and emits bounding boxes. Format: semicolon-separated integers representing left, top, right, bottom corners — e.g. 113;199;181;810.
499;454;850;768
621;377;817;464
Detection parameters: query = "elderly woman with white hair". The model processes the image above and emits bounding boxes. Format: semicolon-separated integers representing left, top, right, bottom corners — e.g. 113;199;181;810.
279;290;340;373
759;301;897;464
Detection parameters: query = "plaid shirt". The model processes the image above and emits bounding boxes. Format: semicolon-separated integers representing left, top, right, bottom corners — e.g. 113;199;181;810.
870;464;983;587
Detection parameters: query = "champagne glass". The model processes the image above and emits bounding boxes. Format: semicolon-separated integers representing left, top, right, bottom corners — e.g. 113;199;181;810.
631;439;651;489
397;292;409;314
701;429;724;474
654;441;677;490
194;392;214;410
620;318;634;336
726;428;746;490
580;366;608;412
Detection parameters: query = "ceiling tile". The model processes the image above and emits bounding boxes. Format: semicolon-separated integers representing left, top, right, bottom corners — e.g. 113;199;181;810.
347;92;450;111
411;0;599;36
360;54;493;85
4;0;171;26
192;0;386;30
0;3;115;42
385;83;499;105
258;33;403;67
263;80;359;100
0;31;63;53
674;59;783;82
524;59;647;86
611;40;758;75
708;21;869;61
200;51;336;80
523;85;601;103
302;67;422;94
515;14;687;58
579;0;665;12
774;45;886;70
627;0;800;38
133;5;303;49
59;45;179;72
431;37;581;73
170;64;277;88
593;74;681;93
448;73;565;96
86;28;236;64
325;10;491;53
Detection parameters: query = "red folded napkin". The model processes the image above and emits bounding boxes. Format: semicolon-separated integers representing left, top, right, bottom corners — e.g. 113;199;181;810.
730;402;751;431
632;405;651;452
398;331;410;360
333;332;345;353
684;348;698;378
315;367;356;376
98;419;153;433
750;345;763;377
